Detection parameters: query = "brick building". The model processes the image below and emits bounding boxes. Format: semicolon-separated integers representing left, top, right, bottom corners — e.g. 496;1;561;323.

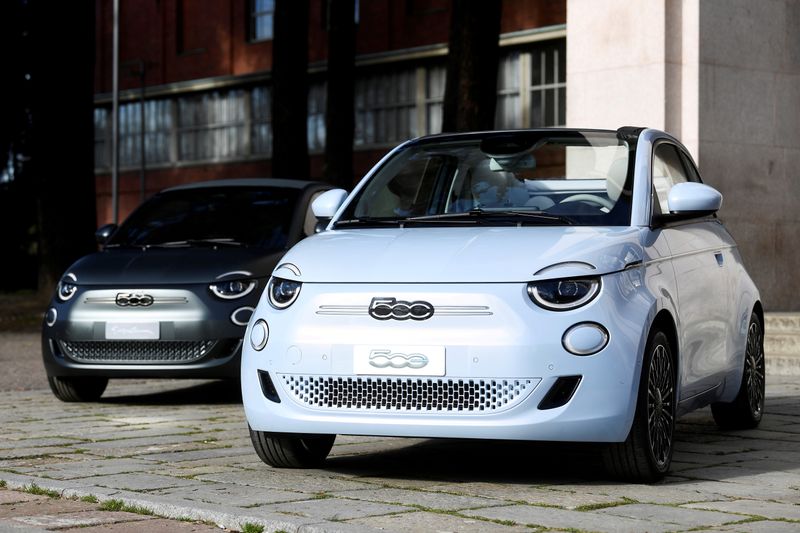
94;0;566;221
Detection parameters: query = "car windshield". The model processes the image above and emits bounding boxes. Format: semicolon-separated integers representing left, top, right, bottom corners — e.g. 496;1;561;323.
108;186;301;249
337;131;632;227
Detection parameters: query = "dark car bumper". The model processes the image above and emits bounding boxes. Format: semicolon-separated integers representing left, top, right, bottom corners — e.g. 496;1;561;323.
41;283;261;380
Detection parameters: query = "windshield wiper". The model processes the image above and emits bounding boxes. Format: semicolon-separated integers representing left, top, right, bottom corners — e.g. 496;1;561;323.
145;238;245;248
403;208;575;225
334;217;405;228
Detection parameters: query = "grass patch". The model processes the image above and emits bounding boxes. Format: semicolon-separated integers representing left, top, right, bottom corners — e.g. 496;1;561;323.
80;495;99;503
23;484;60;498
574;499;634;512
240;523;265;533
313;492;332;499
0;480;6;488
99;499;154;516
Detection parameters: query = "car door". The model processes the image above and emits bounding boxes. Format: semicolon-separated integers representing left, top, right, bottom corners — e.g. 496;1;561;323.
653;143;732;402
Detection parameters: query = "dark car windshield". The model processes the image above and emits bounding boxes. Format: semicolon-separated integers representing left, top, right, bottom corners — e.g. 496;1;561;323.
336;131;633;227
108;186;301;249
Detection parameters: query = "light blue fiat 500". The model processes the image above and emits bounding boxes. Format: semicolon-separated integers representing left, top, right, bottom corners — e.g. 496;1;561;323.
241;127;764;482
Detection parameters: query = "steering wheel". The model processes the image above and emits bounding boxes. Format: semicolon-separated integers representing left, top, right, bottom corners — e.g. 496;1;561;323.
559;194;615;210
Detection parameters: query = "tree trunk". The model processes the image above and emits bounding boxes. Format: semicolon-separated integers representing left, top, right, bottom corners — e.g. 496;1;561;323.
442;0;502;133
30;1;98;295
324;0;356;189
271;0;310;179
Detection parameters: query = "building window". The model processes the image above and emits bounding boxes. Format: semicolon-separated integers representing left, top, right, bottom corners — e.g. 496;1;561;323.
307;82;327;152
93;101;173;169
425;66;445;135
355;69;418;146
178;90;249;161
529;39;566;127
94;108;109;169
495;52;521;129
250;0;275;41
251;86;272;156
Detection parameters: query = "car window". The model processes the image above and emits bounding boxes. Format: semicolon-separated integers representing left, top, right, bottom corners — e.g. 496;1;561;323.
109;186;301;249
652;144;690;213
339;131;633;226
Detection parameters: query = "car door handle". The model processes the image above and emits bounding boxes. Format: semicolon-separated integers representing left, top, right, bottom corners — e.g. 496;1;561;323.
714;252;724;267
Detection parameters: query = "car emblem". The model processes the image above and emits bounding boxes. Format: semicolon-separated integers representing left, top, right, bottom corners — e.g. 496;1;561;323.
368;349;429;369
115;293;154;307
368;297;434;321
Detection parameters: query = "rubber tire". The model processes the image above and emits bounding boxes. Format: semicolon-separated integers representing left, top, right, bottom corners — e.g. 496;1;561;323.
47;376;108;402
249;426;335;468
603;330;675;483
711;312;765;430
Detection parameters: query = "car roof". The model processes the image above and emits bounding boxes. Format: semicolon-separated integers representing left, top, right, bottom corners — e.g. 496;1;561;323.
403;127;649;147
162;178;327;193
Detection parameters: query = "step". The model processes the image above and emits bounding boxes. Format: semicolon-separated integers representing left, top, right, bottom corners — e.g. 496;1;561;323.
766;354;800;376
765;312;800;334
764;313;800;375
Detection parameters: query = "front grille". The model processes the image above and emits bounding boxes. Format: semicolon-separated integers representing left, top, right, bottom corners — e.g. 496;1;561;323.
58;340;216;364
279;375;538;413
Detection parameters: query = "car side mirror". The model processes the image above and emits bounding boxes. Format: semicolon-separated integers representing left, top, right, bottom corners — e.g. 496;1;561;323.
667;182;722;215
95;223;118;245
311;189;348;232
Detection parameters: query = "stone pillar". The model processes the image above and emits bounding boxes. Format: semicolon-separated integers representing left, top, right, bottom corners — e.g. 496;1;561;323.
566;0;800;310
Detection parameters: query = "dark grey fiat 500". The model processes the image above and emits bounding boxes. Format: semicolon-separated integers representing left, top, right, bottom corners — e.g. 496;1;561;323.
42;178;329;401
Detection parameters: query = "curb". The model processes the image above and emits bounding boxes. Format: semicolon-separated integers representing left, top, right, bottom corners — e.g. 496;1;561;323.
0;473;378;533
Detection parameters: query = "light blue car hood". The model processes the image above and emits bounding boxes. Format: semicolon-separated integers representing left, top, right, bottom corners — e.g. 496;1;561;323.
274;226;644;283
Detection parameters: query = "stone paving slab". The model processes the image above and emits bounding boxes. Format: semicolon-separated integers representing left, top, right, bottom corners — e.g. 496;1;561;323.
0;362;797;532
461;504;677;532
347;510;532;532
596;503;743;528
684;500;800;520
7;511;150;529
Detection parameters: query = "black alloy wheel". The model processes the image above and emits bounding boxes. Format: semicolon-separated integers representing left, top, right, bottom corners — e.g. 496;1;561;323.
603;329;675;482
711;312;765;429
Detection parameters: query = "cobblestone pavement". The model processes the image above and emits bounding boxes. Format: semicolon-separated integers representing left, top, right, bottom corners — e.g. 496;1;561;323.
1;333;799;532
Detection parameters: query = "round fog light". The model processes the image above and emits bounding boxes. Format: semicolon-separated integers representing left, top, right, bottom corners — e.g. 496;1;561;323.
45;307;57;327
250;319;269;351
231;306;254;326
562;322;609;356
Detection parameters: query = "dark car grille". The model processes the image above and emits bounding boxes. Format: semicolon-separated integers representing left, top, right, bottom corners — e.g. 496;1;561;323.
58;339;219;364
279;374;537;413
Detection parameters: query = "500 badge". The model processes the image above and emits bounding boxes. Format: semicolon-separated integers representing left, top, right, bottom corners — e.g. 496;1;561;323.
353;345;445;376
368;297;434;321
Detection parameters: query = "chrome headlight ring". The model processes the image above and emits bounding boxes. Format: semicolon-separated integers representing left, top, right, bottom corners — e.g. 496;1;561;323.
267;277;302;309
527;277;601;311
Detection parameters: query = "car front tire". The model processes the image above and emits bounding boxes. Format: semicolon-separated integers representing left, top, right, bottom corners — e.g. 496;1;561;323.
47;376;108;402
249;426;335;468
711;312;765;430
603;329;675;483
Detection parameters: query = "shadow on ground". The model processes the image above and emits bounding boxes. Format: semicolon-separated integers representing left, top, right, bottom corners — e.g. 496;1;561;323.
101;378;242;406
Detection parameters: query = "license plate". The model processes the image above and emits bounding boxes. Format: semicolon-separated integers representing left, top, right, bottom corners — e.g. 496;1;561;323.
353;345;445;376
105;321;160;340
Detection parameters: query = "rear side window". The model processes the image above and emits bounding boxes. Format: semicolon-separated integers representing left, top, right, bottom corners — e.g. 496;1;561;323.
652;144;690;214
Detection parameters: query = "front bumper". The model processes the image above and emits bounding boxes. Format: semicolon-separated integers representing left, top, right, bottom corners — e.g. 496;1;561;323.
242;271;654;442
42;284;259;379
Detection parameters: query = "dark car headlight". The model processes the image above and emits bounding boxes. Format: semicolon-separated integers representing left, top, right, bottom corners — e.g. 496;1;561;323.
56;278;78;302
209;279;257;299
527;277;601;311
267;277;301;309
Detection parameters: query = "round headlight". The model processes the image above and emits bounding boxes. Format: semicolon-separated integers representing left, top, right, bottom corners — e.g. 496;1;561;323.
527;277;601;311
56;280;78;302
209;279;257;299
250;319;269;351
267;277;301;309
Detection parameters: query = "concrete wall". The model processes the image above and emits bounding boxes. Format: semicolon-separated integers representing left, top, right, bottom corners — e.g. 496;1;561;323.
697;0;800;310
566;0;800;310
